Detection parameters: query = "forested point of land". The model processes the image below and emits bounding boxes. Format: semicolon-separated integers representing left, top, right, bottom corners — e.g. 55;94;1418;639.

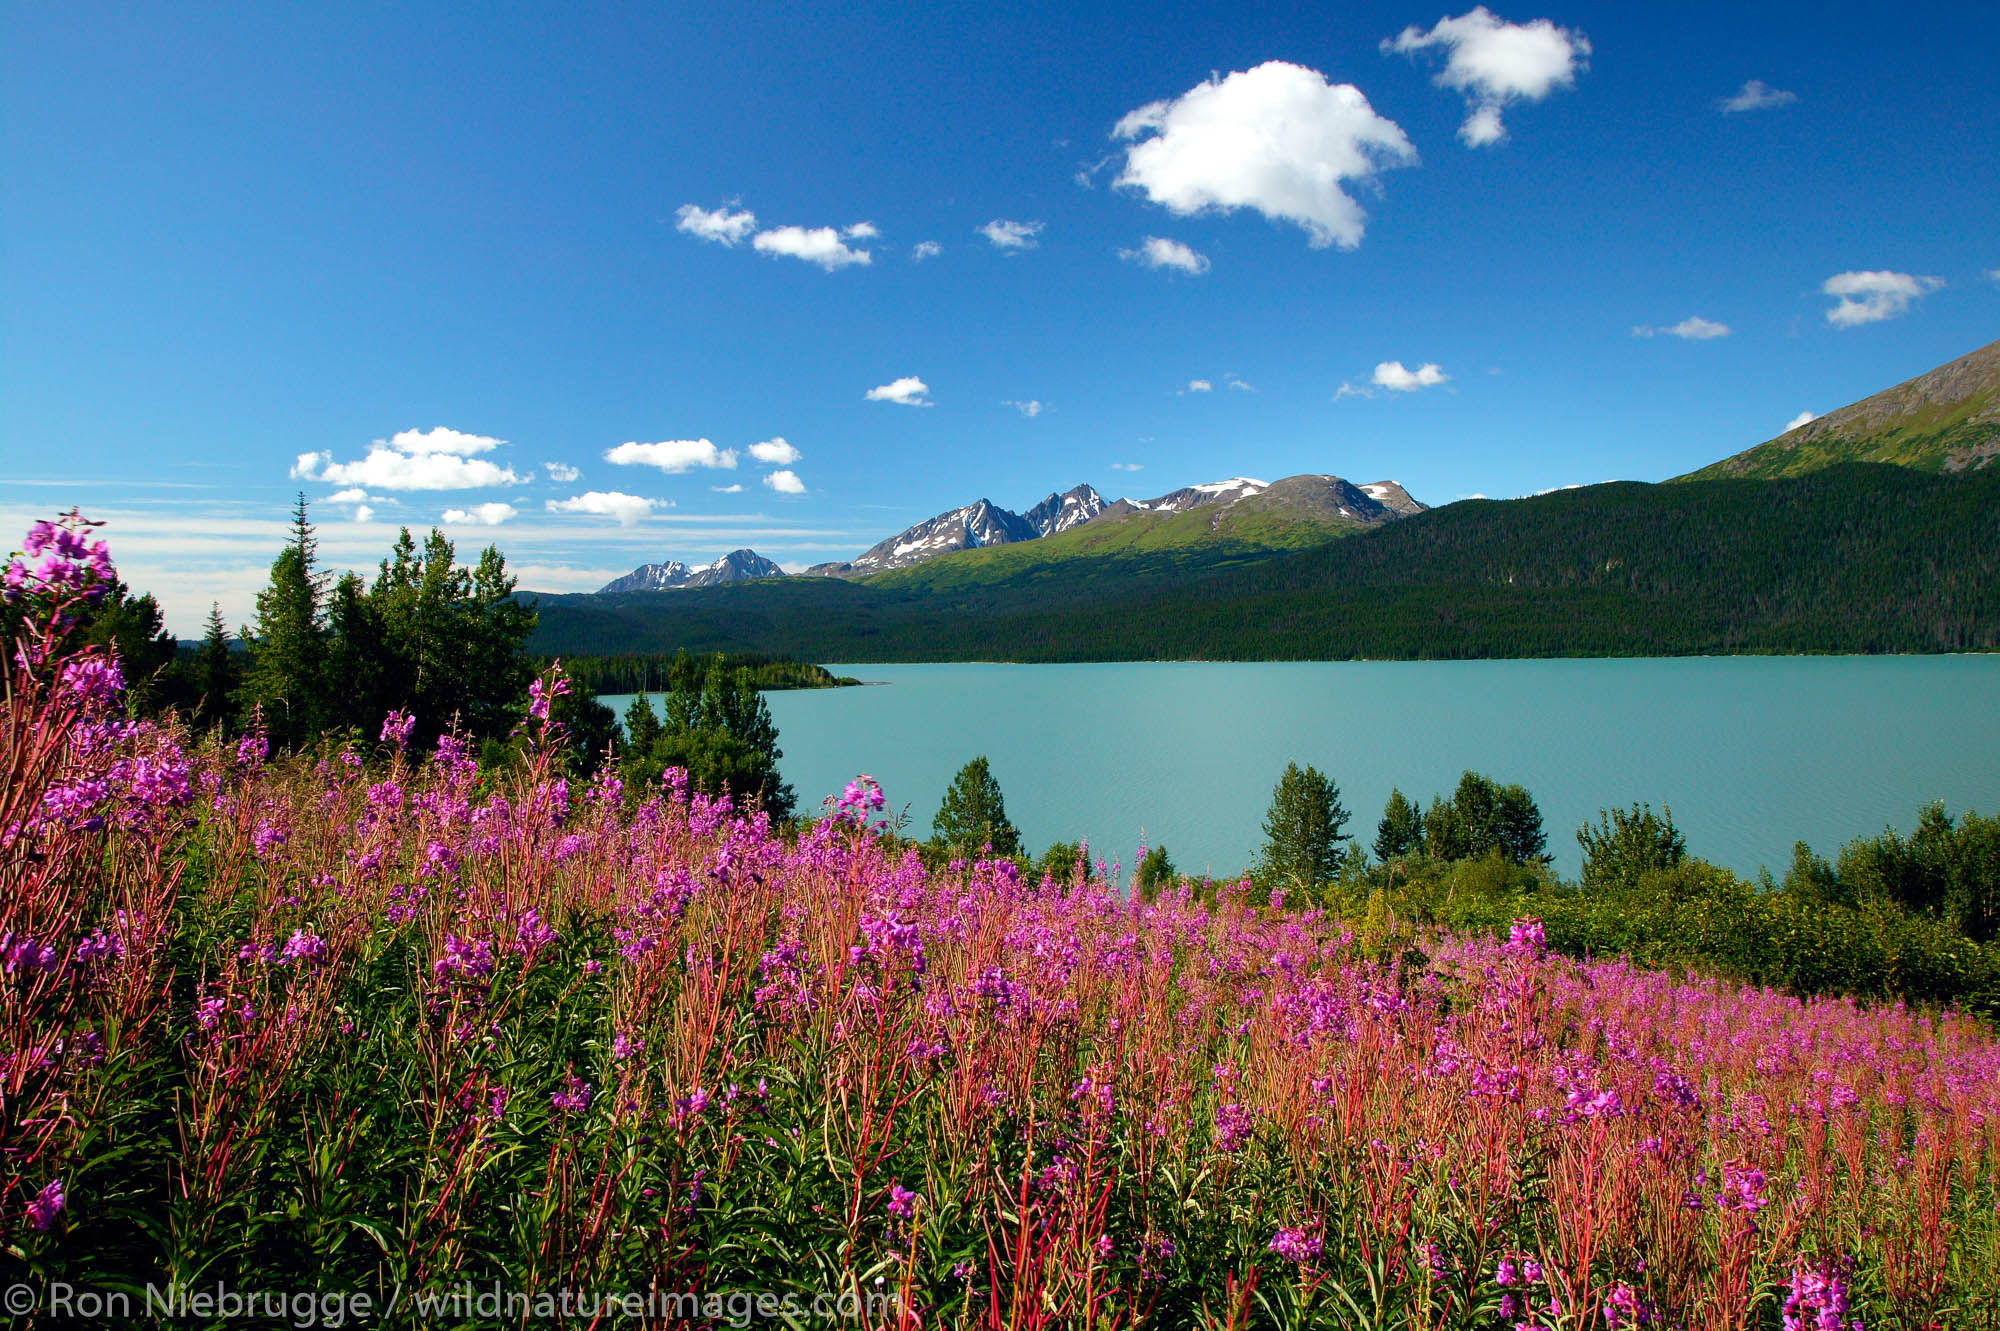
549;652;858;695
526;463;2000;661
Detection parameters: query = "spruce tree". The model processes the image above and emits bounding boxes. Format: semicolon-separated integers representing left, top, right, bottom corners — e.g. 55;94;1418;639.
193;603;238;731
932;756;1021;858
1374;788;1424;861
239;493;329;746
1258;761;1349;889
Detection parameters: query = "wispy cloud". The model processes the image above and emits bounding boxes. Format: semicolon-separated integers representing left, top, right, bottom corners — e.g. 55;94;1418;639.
1822;270;1943;327
711;483;744;494
865;376;932;406
1113;61;1414;250
1118;236;1210;274
1383;8;1591;146
1782;410;1818;433
1718;80;1797;113
1225;374;1255;392
979;219;1044;251
1185;379;1213;393
1003;400;1046;417
912;240;942;261
1109;462;1145;471
543;461;580;482
675;203;758;245
1632;316;1731;340
603;439;739;472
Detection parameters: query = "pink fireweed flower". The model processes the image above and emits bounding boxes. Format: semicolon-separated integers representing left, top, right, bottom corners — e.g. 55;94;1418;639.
379;709;417;748
527;671;570;721
1267;1224;1322;1264
25;1179;66;1231
1783;1256;1856;1331
887;1183;917;1219
1716;1161;1769;1216
1506;917;1548;959
59;656;124;708
1603;1281;1650;1328
550;1075;592;1114
280;929;329;967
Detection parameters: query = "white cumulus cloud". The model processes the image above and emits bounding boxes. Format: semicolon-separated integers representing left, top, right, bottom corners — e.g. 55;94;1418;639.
751;225;873;270
711;483;744;493
441;502;519;526
1383;7;1591;147
979;219;1044;250
1633;316;1731;340
546;491;660;527
1113;61;1415;250
1003;400;1046;417
1782;410;1818;433
1186;379;1213;393
763;469;806;495
603;439;739;472
1372;361;1450;391
747;437;802;465
352;505;375;524
543;461;580;482
291;426;522;491
327;488;371;504
912;240;942;261
1119;236;1210;274
1719;80;1797;113
1822;270;1943;328
676;203;758;245
865;376;932;406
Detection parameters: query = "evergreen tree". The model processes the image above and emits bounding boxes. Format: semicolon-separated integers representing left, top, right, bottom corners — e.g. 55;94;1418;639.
621;656;794;819
1135;844;1176;902
932;756;1021;858
622;693;663;755
1374;788;1424;861
1424;772;1546;865
1493;782;1548;865
238;493;329;747
192;603;238;731
1258;761;1349;889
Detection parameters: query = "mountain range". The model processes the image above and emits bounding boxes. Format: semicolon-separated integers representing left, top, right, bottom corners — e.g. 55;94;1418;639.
596;474;1426;591
596;548;784;594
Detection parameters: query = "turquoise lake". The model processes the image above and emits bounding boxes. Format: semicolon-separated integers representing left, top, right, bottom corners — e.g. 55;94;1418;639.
601;657;2000;880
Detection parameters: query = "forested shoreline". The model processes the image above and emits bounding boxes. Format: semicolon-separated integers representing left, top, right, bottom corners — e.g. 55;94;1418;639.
527;464;2000;661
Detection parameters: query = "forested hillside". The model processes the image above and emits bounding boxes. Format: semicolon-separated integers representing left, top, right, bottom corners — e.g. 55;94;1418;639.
528;463;2000;661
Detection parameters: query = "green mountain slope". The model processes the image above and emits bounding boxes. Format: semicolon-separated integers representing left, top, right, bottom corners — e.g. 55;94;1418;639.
863;499;1364;600
1679;338;2000;480
530;464;2000;661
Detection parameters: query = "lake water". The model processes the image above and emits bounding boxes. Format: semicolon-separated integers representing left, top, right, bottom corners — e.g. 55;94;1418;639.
601;657;2000;880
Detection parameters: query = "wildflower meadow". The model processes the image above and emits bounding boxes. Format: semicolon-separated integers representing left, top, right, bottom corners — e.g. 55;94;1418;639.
4;512;1998;1329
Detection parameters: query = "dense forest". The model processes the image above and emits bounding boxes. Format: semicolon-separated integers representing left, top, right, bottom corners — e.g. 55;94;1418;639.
552;652;857;695
527;464;2000;660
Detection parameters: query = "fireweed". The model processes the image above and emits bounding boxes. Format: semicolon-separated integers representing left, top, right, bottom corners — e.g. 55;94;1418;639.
2;514;1998;1329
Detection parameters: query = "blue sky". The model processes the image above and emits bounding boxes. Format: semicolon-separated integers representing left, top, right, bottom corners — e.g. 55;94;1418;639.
4;0;1996;633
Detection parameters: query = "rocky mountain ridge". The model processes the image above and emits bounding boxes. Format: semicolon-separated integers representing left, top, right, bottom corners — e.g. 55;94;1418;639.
595;473;1426;593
